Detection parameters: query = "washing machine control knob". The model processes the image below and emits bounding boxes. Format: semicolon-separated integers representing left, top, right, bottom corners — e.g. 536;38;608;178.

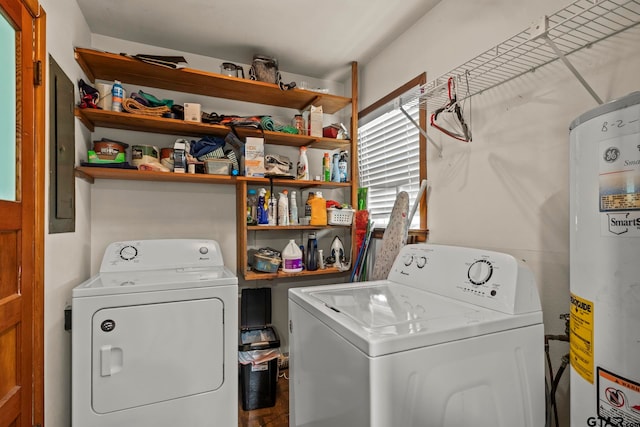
416;256;427;268
467;259;493;285
403;254;414;266
199;246;209;255
119;245;138;261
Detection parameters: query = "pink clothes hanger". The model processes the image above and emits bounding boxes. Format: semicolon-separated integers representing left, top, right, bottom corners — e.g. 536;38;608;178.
430;77;472;142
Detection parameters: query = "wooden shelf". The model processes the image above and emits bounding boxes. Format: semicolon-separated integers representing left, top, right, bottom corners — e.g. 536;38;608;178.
244;267;344;281
75;166;356;187
75;108;351;150
238;177;352;189
247;225;350;231
74;166;238;185
75;48;352;114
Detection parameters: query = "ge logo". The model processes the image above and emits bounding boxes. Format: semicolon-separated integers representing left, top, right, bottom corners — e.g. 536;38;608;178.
603;147;620;162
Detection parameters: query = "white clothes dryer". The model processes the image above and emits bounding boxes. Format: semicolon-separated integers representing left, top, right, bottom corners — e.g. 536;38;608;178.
72;239;238;427
289;243;544;427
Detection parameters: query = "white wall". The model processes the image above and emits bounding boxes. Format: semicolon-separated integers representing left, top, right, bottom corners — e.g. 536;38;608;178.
40;1;92;426
359;0;640;425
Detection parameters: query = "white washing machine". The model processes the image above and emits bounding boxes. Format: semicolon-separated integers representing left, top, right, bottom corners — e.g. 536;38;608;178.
288;244;544;427
71;239;238;427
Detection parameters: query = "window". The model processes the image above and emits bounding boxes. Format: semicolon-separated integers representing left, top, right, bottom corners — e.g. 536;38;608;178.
357;74;427;231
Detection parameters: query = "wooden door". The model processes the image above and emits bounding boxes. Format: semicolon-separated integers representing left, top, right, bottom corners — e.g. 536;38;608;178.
0;0;38;426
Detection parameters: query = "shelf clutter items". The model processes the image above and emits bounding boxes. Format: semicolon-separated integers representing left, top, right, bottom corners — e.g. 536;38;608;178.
73;48;358;281
247;186;354;275
77;64;348;177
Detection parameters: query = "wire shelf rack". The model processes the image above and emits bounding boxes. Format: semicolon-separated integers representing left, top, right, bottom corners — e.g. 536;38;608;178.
401;0;640;110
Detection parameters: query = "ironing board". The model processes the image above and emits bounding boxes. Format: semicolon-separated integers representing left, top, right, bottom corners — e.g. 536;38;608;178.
370;191;409;281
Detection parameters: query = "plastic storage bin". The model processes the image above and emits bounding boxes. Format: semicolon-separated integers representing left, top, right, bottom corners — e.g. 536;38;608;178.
239;288;280;411
327;207;354;225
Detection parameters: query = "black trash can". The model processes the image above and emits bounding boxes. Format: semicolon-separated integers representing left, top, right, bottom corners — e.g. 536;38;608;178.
239;288;280;411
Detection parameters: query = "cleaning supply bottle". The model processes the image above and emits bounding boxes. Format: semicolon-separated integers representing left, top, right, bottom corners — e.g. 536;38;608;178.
304;191;314;223
297;146;310;180
339;150;348;182
257;188;268;225
318;249;325;270
331;152;340;182
323;152;331;182
290;190;299;225
267;192;277;225
278;191;289;226
306;232;318;271
282;239;303;273
247;189;258;225
310;191;327;225
111;80;124;112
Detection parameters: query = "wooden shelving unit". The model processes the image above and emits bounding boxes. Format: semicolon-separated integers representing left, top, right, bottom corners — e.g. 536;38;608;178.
74;47;359;281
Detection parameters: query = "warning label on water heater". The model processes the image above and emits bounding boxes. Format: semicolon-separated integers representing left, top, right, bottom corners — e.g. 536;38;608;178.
570;293;594;384
597;368;640;427
599;138;640;237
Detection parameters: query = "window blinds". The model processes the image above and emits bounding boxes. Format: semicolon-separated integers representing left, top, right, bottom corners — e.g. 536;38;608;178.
358;104;421;228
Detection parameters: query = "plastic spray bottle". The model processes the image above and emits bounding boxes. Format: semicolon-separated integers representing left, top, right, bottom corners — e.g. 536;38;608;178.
297;146;310;180
331;152;340;182
257;188;268;225
278;190;289;226
290;190;299;225
267;192;277;225
339;150;348;182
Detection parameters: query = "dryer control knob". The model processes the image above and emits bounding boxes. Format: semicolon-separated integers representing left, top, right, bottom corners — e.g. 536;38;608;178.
467;259;493;285
199;246;209;255
403;254;414;266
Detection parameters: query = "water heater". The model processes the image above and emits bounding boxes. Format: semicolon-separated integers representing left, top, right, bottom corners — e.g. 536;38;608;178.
569;92;640;427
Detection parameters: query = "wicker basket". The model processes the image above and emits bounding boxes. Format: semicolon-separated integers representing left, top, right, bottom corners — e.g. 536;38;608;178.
327;208;354;226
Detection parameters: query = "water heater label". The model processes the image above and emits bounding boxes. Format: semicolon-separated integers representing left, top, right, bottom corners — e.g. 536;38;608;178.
570;293;594;383
597;367;640;427
599;137;640;213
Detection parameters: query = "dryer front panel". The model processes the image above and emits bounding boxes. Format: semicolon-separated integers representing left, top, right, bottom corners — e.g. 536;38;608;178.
91;298;224;413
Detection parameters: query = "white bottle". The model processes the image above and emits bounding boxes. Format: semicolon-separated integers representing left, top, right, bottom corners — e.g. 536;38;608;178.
278;191;289;226
318;249;325;269
282;239;303;273
297;146;310;180
267;193;277;225
290;190;299;225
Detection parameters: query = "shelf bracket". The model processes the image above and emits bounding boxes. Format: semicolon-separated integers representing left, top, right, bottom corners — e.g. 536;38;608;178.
530;16;603;105
398;103;443;158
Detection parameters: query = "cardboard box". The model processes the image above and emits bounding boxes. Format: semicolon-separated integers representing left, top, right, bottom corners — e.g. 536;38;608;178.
309;105;323;137
244;137;265;177
183;103;201;122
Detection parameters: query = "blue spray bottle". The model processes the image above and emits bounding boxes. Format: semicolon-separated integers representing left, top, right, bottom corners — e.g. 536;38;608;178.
331;153;340;182
257;188;269;225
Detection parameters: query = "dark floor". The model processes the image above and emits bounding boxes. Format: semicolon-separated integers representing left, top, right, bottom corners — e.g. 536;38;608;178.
238;370;290;427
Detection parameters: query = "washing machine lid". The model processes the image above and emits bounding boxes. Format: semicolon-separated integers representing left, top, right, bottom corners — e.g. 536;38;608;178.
290;281;541;357
72;266;237;298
